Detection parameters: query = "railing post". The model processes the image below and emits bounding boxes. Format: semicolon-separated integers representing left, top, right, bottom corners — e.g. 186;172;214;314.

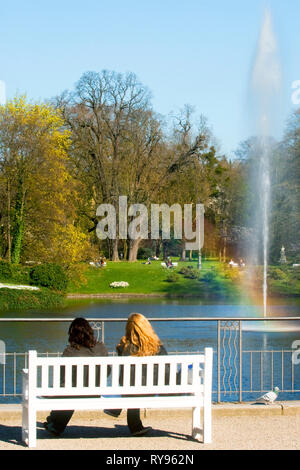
217;320;221;403
14;352;16;396
3;363;5;396
239;321;242;403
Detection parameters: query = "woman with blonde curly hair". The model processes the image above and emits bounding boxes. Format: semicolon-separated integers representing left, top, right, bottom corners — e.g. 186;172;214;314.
104;313;168;436
117;312;163;357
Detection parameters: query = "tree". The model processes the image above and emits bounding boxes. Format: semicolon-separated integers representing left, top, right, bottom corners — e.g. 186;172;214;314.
270;109;300;262
158;108;228;260
0;96;87;265
56;70;154;261
55;72;237;263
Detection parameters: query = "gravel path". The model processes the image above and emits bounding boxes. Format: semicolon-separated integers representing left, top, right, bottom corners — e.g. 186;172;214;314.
0;408;300;450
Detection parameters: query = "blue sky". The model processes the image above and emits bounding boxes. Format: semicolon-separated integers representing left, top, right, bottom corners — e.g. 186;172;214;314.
1;0;300;157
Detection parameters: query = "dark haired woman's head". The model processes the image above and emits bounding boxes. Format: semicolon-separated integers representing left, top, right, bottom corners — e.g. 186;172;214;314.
68;317;96;350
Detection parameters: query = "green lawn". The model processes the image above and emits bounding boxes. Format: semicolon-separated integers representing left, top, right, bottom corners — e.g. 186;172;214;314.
0;260;298;312
67;259;242;299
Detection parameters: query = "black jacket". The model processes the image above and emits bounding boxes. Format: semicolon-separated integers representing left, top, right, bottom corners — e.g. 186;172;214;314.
61;341;109;387
62;342;109;358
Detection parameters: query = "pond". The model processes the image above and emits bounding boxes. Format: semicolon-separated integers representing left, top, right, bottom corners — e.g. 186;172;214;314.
0;297;300;402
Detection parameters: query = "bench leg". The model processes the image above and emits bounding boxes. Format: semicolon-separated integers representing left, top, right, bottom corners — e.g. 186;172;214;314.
192;406;201;441
28;406;37;448
22;404;28;445
23;404;36;448
203;402;212;444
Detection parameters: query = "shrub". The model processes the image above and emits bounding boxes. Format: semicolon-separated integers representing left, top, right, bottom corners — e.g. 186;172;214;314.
179;266;199;279
179;266;194;275
0;261;12;280
201;271;217;283
165;271;180;282
30;263;68;291
268;267;288;281
221;265;241;281
0;261;30;283
66;263;88;288
0;287;64;311
290;268;300;281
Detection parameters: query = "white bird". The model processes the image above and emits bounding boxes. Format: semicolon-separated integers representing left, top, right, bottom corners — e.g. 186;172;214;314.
255;387;280;404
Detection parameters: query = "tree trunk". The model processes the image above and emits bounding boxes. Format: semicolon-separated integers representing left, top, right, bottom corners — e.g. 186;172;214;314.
155;239;162;258
223;241;227;263
106;239;112;260
11;183;26;265
180;246;186;261
162;241;167;260
128;238;141;262
223;227;227;263
111;238;119;261
7;179;11;263
123;240;128;260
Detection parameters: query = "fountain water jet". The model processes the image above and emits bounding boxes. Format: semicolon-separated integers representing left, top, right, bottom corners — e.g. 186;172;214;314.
250;7;281;317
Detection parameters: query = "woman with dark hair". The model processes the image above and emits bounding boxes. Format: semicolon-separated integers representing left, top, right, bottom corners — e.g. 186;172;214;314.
104;313;168;436
67;317;97;351
44;317;109;436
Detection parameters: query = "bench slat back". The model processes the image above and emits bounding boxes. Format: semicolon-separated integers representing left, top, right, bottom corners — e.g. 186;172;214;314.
27;351;210;397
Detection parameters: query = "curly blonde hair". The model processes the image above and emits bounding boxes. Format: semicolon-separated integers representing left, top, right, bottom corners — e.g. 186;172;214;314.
118;313;162;356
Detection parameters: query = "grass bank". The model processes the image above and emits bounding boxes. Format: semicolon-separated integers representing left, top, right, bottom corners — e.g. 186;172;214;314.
67;260;244;300
67;260;300;300
1;260;298;311
0;287;64;311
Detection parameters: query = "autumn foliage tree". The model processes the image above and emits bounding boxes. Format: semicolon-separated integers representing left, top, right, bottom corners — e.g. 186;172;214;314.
0;97;89;265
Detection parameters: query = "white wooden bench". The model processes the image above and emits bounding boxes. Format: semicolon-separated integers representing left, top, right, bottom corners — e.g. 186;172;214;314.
22;348;213;447
161;262;178;268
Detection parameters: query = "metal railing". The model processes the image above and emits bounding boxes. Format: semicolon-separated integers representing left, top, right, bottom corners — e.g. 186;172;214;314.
0;317;300;402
